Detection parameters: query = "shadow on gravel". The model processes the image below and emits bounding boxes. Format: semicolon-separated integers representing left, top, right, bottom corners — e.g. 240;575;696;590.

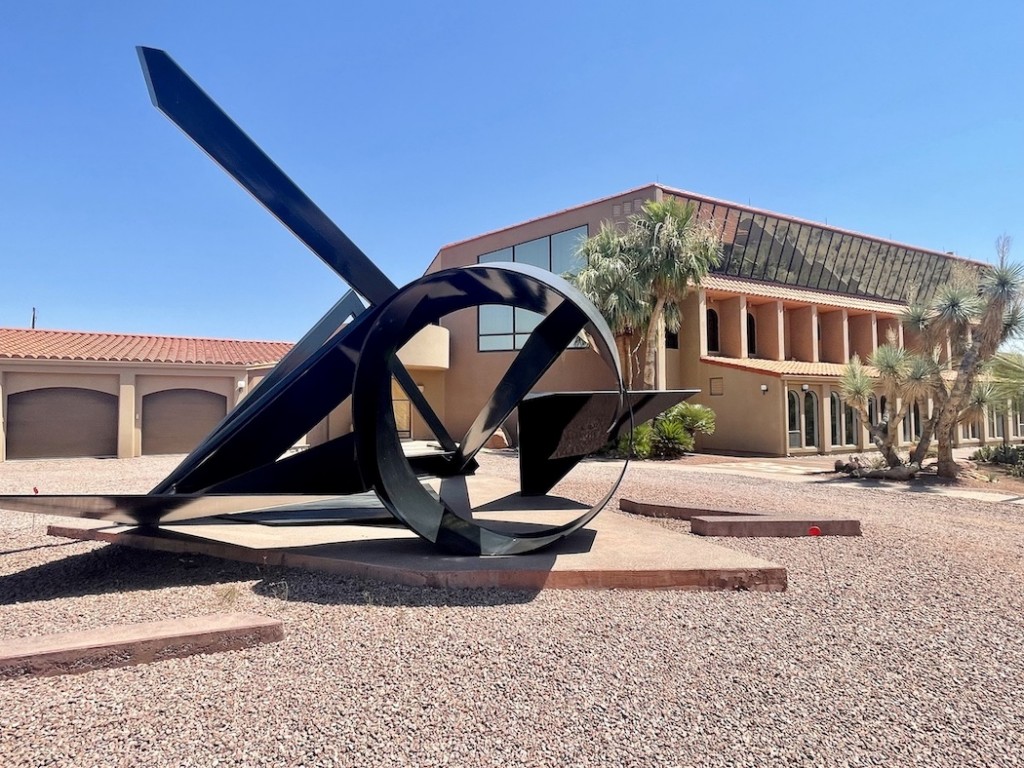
250;573;540;607
0;540;83;557
0;542;541;608
0;545;257;606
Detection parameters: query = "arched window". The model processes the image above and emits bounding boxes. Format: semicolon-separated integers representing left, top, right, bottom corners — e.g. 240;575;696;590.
788;390;800;448
747;312;757;356
706;309;720;353
804;391;818;447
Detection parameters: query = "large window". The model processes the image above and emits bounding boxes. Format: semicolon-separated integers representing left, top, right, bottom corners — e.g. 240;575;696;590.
831;392;858;447
804;391;818;448
477;226;588;351
788;390;801;448
988;407;1005;440
902;403;923;443
788;388;819;449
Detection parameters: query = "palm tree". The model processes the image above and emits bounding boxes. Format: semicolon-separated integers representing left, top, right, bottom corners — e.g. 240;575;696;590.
631;198;722;389
572;222;648;387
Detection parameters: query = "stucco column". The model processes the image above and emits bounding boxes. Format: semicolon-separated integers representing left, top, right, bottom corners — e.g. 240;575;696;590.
790;305;818;362
696;291;709;356
819;309;849;364
821;384;834;453
755;300;784;361
117;372;137;459
720;296;747;358
0;372;6;462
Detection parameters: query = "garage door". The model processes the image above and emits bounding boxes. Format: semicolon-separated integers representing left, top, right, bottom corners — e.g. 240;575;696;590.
142;389;227;455
6;388;118;459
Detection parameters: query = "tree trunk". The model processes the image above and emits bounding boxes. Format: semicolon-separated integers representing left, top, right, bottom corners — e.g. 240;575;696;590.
642;296;666;390
615;334;631;389
910;414;936;466
935;424;959;478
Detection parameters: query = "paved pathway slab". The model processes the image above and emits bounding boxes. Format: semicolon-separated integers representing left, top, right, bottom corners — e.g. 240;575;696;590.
691;516;861;537
0;613;283;679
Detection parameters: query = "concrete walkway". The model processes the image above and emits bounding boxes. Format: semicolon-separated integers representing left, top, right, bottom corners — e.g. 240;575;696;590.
666;449;1024;505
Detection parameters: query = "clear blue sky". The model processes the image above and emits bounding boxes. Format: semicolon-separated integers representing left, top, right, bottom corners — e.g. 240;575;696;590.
2;2;1022;341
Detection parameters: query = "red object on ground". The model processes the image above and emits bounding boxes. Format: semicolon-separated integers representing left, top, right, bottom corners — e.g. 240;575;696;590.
32;487;39;495
807;526;821;536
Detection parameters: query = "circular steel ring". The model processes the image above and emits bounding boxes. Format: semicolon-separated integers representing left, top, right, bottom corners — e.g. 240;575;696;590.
351;262;628;556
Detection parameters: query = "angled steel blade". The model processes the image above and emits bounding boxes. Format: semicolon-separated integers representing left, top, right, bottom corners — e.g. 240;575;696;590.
137;47;456;474
452;299;590;470
151;290;364;494
137;46;396;305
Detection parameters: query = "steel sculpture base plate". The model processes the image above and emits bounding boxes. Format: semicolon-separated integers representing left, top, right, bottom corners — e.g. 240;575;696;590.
46;475;787;591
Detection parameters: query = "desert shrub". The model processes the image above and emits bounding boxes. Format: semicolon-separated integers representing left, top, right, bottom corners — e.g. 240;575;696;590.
651;418;694;458
618;422;653;459
971;446;994;462
659;402;716;438
1009;453;1024;478
615;403;716;460
972;444;1023;465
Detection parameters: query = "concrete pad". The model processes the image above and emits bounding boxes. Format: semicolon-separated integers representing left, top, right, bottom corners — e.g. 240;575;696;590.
48;510;787;592
619;498;752;520
691;516;861;537
0;613;283;679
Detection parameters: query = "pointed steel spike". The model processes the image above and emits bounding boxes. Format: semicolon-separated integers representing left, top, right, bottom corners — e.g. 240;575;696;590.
136;46;396;305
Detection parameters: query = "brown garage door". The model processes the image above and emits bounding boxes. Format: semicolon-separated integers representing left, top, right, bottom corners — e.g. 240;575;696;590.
6;387;118;459
142;389;227;455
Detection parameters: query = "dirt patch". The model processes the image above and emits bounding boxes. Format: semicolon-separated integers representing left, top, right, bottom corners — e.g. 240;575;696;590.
928;461;1024;496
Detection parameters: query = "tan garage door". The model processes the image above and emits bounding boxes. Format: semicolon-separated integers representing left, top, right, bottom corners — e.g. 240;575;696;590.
6;387;118;459
142;389;227;455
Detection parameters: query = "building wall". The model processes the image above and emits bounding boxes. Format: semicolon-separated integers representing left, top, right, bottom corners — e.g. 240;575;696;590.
0;360;246;461
691;363;786;455
426;188;658;437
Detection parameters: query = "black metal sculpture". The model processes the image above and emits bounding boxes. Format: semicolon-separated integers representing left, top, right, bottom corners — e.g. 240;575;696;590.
0;49;696;556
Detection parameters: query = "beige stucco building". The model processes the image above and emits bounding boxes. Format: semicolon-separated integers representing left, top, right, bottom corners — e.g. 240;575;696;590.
426;183;1020;456
0;329;293;461
0;325;452;462
4;183;1018;462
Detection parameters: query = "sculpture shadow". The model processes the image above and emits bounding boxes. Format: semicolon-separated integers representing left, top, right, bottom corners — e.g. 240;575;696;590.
0;526;587;607
0;541;255;606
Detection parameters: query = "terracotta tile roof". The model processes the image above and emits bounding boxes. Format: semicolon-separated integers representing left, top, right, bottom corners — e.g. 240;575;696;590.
704;356;848;378
701;275;908;314
0;328;292;366
704;355;959;381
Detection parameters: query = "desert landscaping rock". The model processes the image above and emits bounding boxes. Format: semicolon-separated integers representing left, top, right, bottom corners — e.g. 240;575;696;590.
1;453;1023;767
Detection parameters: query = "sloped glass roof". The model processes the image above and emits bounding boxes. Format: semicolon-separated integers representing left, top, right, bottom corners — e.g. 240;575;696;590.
670;194;956;303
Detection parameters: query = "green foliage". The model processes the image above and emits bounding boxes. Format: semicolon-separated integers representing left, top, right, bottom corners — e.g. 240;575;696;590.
971;444;1023;466
618;422;653;459
651;418;693;458
616;403;716;460
570;198;724;389
663;402;716;437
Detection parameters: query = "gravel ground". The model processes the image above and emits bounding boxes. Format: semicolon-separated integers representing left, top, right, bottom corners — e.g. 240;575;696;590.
1;454;1023;767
